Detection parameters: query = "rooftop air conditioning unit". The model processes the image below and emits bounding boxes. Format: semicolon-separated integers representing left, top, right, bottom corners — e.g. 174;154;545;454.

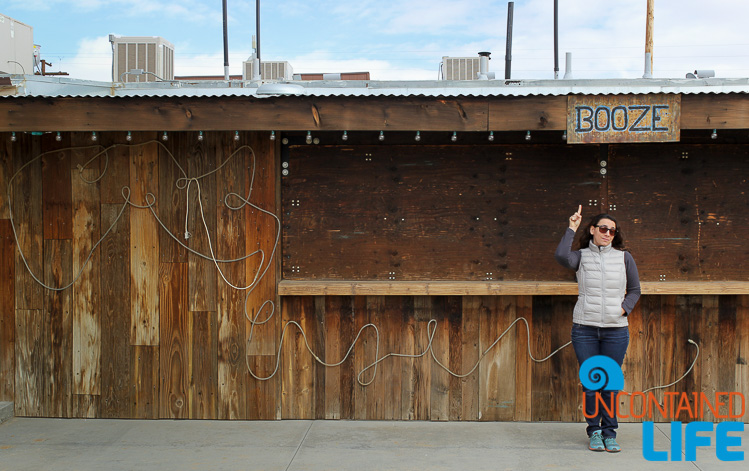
260;61;293;81
0;14;34;75
442;56;480;80
112;36;174;82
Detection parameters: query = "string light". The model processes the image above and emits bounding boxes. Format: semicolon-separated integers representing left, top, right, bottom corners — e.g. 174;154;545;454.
162;131;168;141
198;131;204;142
378;131;385;141
10;132;16;142
126;131;133;142
305;131;312;144
415;131;421;142
91;131;97;142
234;131;240;141
451;132;457;142
342;131;348;141
270;131;276;141
525;130;532;141
55;132;62;142
711;129;717;139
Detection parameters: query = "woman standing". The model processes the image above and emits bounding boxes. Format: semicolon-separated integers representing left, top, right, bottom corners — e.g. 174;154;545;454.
554;205;641;453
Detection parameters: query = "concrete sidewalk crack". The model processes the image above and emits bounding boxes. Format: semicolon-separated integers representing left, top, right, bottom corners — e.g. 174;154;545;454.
285;421;314;471
655;423;703;470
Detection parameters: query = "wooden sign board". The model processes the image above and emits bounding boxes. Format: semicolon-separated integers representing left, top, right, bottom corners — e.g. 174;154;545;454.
567;94;681;144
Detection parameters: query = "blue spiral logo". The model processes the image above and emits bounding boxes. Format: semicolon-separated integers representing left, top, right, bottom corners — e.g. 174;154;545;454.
579;355;624;391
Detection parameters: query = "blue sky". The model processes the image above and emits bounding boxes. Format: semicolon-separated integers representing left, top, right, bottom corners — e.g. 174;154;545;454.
3;0;748;81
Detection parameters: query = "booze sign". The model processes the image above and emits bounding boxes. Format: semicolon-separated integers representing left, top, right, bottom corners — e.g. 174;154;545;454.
567;94;681;144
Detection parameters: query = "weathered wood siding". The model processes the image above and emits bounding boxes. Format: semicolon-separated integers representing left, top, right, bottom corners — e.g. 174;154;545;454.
1;131;747;421
2;131;280;419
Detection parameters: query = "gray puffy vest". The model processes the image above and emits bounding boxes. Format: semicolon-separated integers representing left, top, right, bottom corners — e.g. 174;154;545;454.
573;240;628;327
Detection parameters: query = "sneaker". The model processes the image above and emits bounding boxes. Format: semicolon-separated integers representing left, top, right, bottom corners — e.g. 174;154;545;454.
604;437;621;452
589;431;604;451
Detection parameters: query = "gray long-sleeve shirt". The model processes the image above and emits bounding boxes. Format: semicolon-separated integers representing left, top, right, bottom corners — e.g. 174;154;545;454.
554;228;642;315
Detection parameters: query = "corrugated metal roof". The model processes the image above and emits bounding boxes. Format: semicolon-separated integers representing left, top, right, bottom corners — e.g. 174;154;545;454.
2;74;749;99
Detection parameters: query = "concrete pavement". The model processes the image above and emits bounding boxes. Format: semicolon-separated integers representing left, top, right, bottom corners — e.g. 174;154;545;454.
0;418;745;470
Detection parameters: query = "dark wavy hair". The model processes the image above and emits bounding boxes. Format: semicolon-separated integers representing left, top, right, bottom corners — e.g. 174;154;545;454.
576;213;628;251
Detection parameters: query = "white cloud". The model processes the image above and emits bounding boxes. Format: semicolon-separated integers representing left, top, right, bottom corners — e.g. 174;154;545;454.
60;35;113;81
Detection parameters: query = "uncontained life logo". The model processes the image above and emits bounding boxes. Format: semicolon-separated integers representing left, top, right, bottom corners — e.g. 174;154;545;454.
579;355;745;462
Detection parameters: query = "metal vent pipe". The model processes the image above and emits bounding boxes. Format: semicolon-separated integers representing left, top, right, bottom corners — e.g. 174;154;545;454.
505;2;514;80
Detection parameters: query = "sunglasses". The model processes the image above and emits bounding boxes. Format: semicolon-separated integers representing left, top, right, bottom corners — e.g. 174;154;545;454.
595;225;617;236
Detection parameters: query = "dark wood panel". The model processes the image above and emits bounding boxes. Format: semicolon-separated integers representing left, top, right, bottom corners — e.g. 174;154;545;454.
187;133;217;312
504;145;601;280
513;295;532;421
13;134;43;309
3;95;749;132
73;394;100;418
41;134;73;240
681;94;749;129
130;345;159;418
44;239;73;417
245;132;281;420
0;219;14;402
216;167;247;419
0;97;492;132
158;133;188;263
692;146;749;280
0;135;11;218
190;310;218;419
488;96;567;131
607;144;749;282
14;310;47;416
159;262;189;418
100;203;132;418
98;134;130;204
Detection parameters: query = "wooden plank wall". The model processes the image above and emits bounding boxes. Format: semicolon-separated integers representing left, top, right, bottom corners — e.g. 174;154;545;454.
275;294;748;422
1;131;280;419
283;143;749;283
1;132;748;422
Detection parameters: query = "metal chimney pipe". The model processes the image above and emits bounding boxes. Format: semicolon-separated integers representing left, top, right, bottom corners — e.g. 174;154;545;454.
563;52;573;79
478;51;491;80
505;2;514;80
256;0;261;63
222;0;230;80
643;52;653;78
554;0;559;79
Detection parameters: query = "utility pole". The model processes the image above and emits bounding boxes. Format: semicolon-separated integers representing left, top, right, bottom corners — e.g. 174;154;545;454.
645;0;654;73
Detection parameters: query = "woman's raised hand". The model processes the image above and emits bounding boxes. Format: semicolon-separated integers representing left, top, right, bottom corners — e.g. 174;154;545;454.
568;204;582;231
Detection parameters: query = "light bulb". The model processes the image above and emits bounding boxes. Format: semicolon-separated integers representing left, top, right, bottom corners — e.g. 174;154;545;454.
525;131;531;141
198;131;204;142
378;131;385;141
270;131;276;141
126;131;133;142
415;131;421;142
711;129;717;139
91;131;97;142
451;132;457;142
162;131;168;141
342;131;348;141
562;131;567;140
11;132;16;142
488;131;494;142
305;131;312;144
234;131;240;141
55;132;62;142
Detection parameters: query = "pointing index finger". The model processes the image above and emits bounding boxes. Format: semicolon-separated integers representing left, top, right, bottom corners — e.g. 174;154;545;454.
577;204;582;215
